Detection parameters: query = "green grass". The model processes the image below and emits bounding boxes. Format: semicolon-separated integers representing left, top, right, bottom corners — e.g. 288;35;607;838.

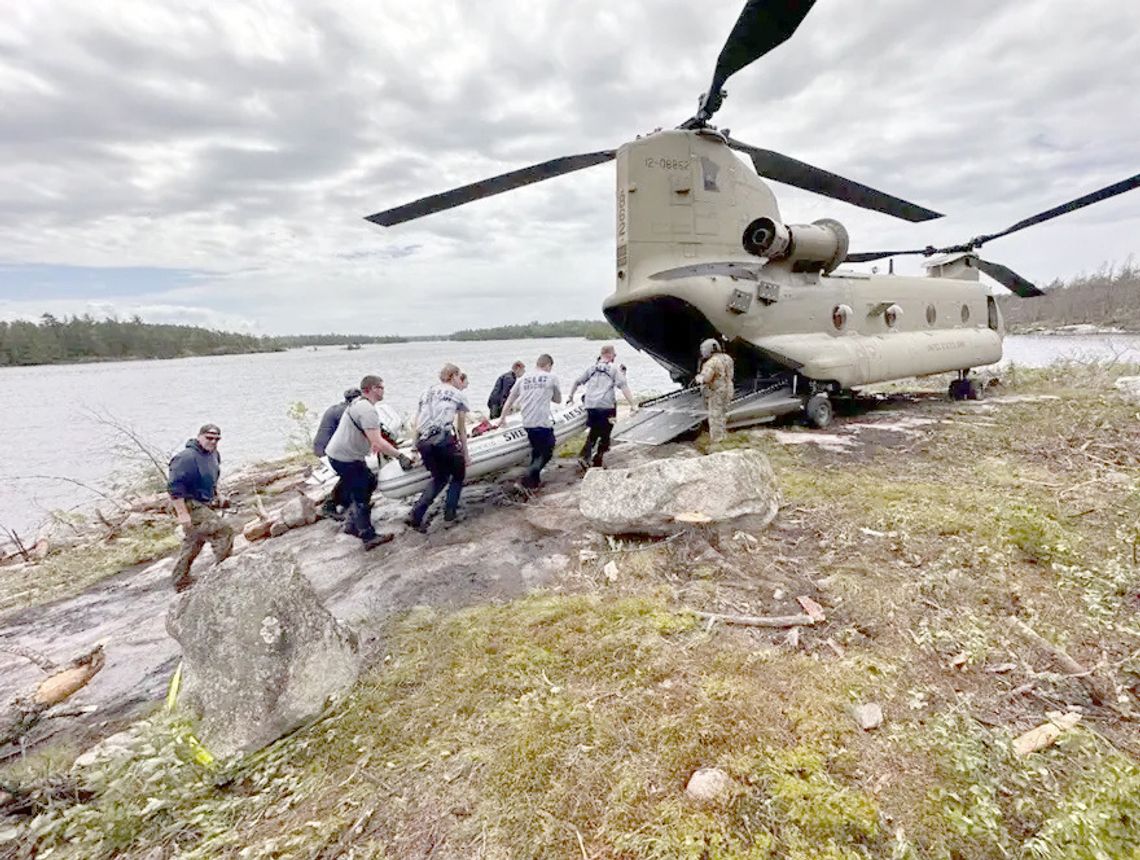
0;521;179;614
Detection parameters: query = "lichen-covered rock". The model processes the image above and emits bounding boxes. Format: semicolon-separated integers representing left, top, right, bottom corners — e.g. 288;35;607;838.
166;549;360;758
578;449;780;535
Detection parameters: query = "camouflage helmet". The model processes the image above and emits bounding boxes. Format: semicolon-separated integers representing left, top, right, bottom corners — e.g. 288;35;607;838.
699;338;721;358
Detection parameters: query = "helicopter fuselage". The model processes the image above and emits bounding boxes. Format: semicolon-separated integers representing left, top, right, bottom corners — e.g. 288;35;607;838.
602;129;1002;390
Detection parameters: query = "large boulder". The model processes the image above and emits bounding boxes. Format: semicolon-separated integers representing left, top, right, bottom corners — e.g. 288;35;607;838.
579;449;780;535
166;549;360;758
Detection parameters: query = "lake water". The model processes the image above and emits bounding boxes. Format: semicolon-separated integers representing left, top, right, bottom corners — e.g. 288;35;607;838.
2;333;1139;536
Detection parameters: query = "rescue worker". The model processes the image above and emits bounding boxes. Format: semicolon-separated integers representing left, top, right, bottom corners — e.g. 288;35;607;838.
313;387;361;520
498;353;561;489
325;375;412;550
487;361;524;419
694;338;735;444
407;363;470;529
569;344;636;469
168;423;234;592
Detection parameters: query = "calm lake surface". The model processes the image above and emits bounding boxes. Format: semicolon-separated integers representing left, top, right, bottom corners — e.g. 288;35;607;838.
2;333;1139;535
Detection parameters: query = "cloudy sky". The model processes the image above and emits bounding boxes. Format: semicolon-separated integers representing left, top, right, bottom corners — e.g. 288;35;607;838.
1;0;1138;335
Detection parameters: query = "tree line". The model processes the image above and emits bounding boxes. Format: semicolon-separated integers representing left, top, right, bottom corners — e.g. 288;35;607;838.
449;319;618;341
997;260;1140;331
0;315;283;367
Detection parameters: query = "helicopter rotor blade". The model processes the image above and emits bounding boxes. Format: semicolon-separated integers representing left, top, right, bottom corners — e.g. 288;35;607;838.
688;0;818;124
726;137;943;223
975;173;1140;245
365;150;616;226
974;258;1045;298
843;249;929;264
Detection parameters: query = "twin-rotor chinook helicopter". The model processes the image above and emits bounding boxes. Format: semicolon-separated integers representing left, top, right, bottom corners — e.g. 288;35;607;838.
367;0;1140;441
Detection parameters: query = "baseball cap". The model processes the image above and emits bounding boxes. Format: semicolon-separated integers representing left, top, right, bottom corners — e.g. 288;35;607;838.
198;423;222;437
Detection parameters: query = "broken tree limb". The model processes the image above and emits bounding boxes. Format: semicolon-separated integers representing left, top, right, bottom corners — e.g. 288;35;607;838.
1009;616;1110;706
0;646;58;674
690;609;817;628
1012;711;1082;756
1;644;107;749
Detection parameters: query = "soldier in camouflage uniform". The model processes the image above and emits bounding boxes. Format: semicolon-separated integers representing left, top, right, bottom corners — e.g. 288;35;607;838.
694;338;734;444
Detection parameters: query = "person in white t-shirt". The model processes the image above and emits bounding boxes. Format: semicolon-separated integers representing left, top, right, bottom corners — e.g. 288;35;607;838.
568;343;636;469
407;363;470;528
498;353;562;489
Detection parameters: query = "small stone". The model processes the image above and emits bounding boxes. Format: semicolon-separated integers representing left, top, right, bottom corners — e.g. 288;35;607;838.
852;703;883;731
269;520;289;537
603;561;619;582
685;767;732;803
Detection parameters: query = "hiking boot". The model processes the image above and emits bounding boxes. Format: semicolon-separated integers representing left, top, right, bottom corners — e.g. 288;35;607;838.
173;574;196;594
363;534;394;551
404;514;427;532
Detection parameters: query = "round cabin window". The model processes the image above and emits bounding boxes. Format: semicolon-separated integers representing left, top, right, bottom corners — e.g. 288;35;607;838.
832;304;850;330
926;304;937;325
961;304;970;323
884;304;902;328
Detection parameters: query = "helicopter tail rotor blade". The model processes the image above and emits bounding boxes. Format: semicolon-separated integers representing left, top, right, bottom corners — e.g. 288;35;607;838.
690;0;818;123
979;172;1140;245
727;138;943;222
365;150;616;226
974;258;1045;298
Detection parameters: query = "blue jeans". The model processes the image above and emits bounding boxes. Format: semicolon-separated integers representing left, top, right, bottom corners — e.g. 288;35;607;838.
523;427;556;488
328;458;378;541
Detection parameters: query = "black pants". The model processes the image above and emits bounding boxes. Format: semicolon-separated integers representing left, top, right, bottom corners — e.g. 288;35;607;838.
410;440;466;524
328;458;378;541
488;403;503;419
323;473;351;512
523;427;556;488
580;407;616;465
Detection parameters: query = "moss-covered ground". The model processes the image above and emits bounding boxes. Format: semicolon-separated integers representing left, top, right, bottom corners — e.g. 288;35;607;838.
5;363;1140;858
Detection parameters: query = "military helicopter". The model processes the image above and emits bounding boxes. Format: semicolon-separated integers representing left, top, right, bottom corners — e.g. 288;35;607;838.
365;0;1140;441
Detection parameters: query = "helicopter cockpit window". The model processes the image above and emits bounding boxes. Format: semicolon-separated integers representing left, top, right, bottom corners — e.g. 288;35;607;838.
884;304;902;328
925;304;937;325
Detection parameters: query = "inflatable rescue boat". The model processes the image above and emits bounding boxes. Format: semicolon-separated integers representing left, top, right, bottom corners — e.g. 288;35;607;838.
376;403;587;499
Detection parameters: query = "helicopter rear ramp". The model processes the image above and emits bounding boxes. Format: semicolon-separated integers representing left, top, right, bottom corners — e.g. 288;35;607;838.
614;384;802;445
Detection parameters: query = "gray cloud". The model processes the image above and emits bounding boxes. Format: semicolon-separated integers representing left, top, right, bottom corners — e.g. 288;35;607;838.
0;0;1138;334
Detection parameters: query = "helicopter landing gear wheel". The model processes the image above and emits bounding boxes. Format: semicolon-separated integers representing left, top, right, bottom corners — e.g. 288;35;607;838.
948;378;970;401
805;393;833;429
967;378;985;401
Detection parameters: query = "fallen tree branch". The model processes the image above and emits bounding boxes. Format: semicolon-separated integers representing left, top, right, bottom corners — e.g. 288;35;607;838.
0;646;57;674
689;609;817;628
1009;616;1110;706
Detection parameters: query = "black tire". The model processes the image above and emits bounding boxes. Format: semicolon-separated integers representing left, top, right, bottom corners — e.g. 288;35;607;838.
805;393;833;429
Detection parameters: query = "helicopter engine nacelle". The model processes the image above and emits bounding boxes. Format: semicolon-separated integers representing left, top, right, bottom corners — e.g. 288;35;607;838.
742;217;849;274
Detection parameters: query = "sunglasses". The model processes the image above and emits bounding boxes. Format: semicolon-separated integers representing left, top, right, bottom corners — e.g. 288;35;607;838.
204;435;221;441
